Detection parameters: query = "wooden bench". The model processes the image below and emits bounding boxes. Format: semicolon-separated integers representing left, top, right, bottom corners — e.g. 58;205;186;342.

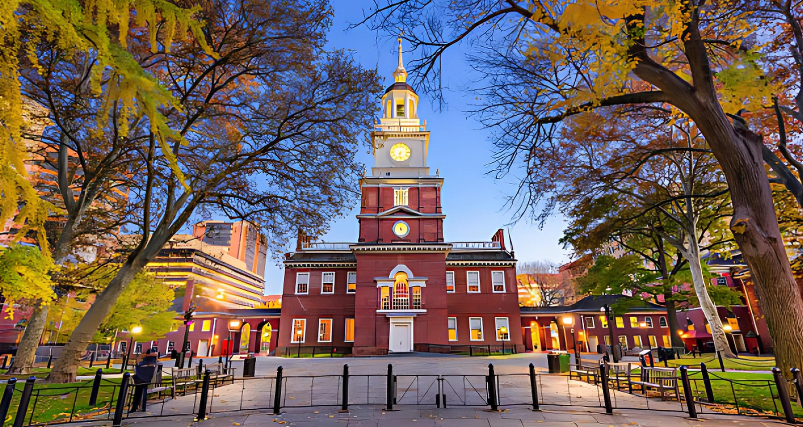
205;362;235;386
569;364;600;384
629;366;679;400
606;362;633;391
170;367;199;397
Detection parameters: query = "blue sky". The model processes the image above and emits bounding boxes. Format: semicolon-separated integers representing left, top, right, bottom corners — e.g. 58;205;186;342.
261;2;571;294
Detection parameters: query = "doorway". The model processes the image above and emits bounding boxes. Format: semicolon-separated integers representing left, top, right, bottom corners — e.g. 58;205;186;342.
588;336;599;353
197;339;209;357
732;334;747;353
530;326;541;351
389;317;413;353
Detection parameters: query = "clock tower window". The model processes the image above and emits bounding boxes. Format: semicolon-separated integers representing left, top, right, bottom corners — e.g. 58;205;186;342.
394;188;409;206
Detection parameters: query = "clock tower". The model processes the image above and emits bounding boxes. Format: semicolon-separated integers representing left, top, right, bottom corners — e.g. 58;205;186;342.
358;38;444;244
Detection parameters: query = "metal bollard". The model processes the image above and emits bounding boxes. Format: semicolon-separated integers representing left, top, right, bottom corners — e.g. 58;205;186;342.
46;354;53;369
529;363;540;411
700;363;714;403
188;351;193;367
792;368;803;408
197;359;203;377
487;363;499;411
0;378;16;424
386;364;394;410
716;350;725;372
679;366;697;418
772;367;796;424
273;366;283;415
112;373;130;427
89;369;103;405
196;370;211;421
340;364;349;412
12;377;36;427
89;351;96;368
599;359;612;414
106;353;112;370
2;355;8;369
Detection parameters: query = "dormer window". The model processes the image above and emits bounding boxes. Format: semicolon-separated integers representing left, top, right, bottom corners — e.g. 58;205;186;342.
396;101;405;117
394;188;409;206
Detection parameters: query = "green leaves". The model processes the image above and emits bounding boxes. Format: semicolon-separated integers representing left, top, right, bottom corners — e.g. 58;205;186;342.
0;245;56;318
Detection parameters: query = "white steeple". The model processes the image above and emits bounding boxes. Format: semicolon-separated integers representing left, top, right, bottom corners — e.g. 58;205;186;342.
393;37;408;83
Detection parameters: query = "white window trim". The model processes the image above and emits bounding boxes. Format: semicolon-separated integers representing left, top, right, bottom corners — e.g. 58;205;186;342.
448;316;458;341
469;317;484;342
467;271;481;293
318;319;333;343
201;320;211;332
344;318;355;342
394;187;409;206
347;272;357;294
648;335;658;348
495;317;510;342
295;272;309;295
618;335;628;347
645;317;653;328
585;316;595;328
291;319;306;343
321;272;335;294
446;271;455;293
491;271;505;293
659;316;668;327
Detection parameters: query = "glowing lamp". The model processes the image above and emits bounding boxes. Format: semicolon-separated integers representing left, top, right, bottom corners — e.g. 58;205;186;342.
229;319;242;331
131;326;143;335
723;324;733;332
639;321;648;328
562;317;573;326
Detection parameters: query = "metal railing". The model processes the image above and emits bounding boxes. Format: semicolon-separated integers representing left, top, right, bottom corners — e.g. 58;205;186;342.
451;241;501;250
300;242;352;251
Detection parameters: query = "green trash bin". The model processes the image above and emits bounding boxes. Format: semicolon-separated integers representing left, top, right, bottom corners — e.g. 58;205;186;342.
558;353;570;373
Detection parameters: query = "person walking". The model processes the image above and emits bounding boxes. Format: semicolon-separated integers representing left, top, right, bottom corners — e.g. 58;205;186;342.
131;349;158;412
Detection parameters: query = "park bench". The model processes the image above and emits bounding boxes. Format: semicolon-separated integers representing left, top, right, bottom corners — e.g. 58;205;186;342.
606;362;633;391
629;366;679;400
170;367;199;397
145;364;172;398
569;363;600;384
625;347;643;357
205;362;235;386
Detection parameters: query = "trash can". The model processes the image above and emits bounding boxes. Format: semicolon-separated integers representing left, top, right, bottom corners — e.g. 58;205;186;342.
243;356;257;377
557;353;570;373
547;353;560;373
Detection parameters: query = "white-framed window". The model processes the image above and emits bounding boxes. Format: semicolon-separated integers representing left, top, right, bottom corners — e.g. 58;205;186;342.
659;316;668;327
469;317;483;341
167;341;174;352
662;335;671;347
347;272;357;294
446;271;455;293
615;317;624;328
633;335;643;348
645;317;653;328
629;317;639;328
467;271;480;293
585;316;595;328
394;187;409;206
134;343;143;354
448;317;457;341
648;336;658;348
491;271;505;293
318;319;332;342
345;318;355;342
295;272;310;294
495;317;510;341
291;319;306;343
321;272;335;294
603;335;611;345
412;286;422;309
618;335;628;350
202;320;211;332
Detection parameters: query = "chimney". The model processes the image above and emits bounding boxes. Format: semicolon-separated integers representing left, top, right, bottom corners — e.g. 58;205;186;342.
491;229;506;250
295;229;312;251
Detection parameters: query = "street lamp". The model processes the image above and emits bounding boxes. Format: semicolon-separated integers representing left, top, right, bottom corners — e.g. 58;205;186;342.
562;317;579;366
227;319;241;373
600;305;618;362
179;301;196;368
295;326;304;358
499;326;508;355
124;326;142;372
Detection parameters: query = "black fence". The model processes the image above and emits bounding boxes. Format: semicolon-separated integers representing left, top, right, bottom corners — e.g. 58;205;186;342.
276;346;353;358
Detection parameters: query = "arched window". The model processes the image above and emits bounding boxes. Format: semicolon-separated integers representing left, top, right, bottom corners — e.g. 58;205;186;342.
260;323;272;353
239;323;250;353
393;272;409;309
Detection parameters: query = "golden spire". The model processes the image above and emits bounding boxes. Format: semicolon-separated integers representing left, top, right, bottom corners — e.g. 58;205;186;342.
393;36;407;83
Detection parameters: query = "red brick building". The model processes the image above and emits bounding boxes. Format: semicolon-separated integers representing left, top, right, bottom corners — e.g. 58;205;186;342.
276;42;522;356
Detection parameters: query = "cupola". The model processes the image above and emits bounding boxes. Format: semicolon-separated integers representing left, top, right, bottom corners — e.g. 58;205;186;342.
381;38;418;120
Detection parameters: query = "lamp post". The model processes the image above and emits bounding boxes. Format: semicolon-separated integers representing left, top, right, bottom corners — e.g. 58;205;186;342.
179;302;196;368
296;326;303;358
124;326;142;372
499;326;508;355
601;305;618;362
562;316;578;366
227;319;241;373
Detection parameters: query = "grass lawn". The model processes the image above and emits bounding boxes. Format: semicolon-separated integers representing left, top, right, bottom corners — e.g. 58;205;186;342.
0;367;122;381
2;378;123;426
663;354;776;371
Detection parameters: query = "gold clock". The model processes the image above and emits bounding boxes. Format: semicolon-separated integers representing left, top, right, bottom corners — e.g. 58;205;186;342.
390;143;411;161
393;220;410;238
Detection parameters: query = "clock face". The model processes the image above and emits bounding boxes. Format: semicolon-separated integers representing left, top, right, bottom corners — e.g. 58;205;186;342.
392;220;410;238
390;143;411;162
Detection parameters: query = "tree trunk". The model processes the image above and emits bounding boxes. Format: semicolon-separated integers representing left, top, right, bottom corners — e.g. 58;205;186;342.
665;299;685;348
7;304;49;375
682;237;736;358
47;260;143;383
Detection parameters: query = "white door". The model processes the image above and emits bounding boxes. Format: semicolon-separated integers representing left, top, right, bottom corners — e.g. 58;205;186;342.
197;339;209;357
588;336;599;353
390;324;410;353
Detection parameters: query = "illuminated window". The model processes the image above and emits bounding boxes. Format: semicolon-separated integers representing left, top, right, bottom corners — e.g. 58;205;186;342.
396;101;405;117
645;317;653;328
296;272;309;294
491;271;505;293
347;272;357;293
633;335;643;348
659;317;668;327
603;335;611;345
322;272;335;294
467;271;480;293
446;271;455;293
615;317;624;328
189;322;195;332
495;317;510;341
291;319;306;343
345;318;355;342
448;317;457;341
600;315;608;328
380;287;390;310
648;336;658;348
394;188;409;206
585;317;595;328
469;317;483;341
411;286;421;309
318;319;332;343
630;317;638;328
618;335;628;349
167;341;175;352
662;335;671;347
202;320;211;332
392;272;410;310
705;322;711;334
